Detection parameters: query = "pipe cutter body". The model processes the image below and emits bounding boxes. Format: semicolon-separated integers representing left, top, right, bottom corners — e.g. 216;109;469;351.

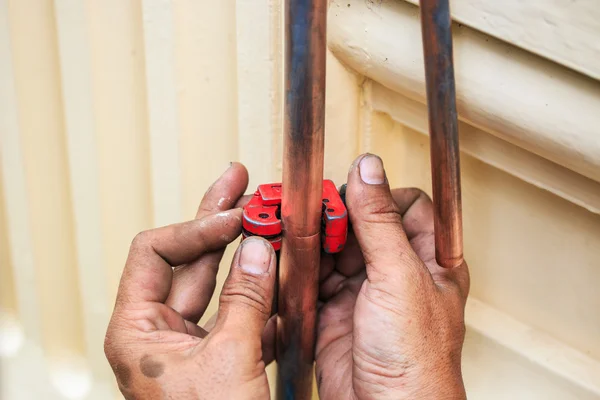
242;180;348;254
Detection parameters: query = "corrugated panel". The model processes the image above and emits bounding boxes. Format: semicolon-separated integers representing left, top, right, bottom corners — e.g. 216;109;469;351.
0;1;357;398
3;0;597;399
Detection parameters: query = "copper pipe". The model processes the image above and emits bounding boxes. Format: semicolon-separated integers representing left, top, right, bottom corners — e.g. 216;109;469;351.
276;0;327;398
419;0;464;269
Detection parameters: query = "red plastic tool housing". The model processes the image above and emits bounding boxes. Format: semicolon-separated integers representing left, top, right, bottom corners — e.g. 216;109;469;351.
242;180;347;253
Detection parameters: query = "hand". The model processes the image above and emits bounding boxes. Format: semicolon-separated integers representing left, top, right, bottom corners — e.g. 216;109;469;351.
316;154;470;399
104;163;277;400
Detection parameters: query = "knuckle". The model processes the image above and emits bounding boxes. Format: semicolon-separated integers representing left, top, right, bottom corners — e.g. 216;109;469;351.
130;230;153;249
220;275;271;317
353;194;403;225
198;204;215;215
410;187;431;203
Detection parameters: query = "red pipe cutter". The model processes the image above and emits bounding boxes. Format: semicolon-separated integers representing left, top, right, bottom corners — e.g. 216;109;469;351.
242;180;348;253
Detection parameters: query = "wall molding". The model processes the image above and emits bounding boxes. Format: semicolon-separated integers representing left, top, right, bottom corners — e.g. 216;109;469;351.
466;297;600;397
403;0;600;81
368;81;600;215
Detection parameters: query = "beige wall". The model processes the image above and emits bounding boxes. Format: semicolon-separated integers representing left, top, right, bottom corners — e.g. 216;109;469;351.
1;0;599;399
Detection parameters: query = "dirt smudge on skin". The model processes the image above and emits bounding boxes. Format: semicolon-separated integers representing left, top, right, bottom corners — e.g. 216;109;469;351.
139;354;165;378
113;363;132;388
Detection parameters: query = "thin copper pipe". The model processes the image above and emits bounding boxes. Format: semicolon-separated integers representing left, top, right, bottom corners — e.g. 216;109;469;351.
276;0;327;398
419;0;464;269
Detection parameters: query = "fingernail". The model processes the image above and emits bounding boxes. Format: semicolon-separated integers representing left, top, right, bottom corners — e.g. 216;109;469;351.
359;155;385;184
239;238;272;275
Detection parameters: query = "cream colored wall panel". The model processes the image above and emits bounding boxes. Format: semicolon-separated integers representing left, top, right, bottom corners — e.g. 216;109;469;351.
369;81;600;215
87;0;153;305
236;0;282;188
173;0;239;218
366;113;433;193
0;0;41;350
404;0;600;81
324;50;361;185
7;0;86;366
329;0;600;183
54;1;115;398
463;154;600;361
141;0;182;227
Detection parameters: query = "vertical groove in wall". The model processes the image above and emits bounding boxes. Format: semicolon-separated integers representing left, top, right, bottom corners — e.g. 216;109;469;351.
0;168;16;313
141;0;182;228
358;79;374;154
7;0;85;364
87;0;153;306
53;0;114;396
0;166;19;356
272;0;284;180
174;0;238;218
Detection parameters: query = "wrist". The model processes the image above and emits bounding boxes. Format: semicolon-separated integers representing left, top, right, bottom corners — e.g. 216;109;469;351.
404;362;466;400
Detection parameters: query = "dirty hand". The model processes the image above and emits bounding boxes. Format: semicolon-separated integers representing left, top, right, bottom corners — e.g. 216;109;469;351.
317;154;470;399
105;163;277;400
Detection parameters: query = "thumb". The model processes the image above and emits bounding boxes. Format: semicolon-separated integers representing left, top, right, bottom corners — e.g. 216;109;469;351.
346;154;422;282
214;237;277;339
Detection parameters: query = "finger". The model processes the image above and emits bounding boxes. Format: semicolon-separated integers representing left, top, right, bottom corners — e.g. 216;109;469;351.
185;320;209;338
203;312;219;331
261;315;277;365
319;271;346;301
332;229;364;277
166;254;224;323
166;164;249;322
234;194;254;208
196;162;249;219
117;209;242;305
319;253;335;282
213;237;277;339
345;154;424;283
320;268;366;302
391;188;469;295
315;273;359;400
391;188;435;263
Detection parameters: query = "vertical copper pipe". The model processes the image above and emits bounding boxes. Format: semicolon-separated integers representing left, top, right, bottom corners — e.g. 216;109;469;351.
420;0;464;269
276;0;326;399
